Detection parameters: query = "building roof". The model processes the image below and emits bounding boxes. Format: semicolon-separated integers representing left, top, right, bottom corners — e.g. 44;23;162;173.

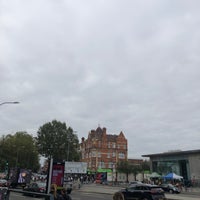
142;149;200;157
87;126;125;142
107;134;118;142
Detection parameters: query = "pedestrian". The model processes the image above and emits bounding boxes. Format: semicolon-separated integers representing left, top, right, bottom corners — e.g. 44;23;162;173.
50;184;62;200
60;188;72;200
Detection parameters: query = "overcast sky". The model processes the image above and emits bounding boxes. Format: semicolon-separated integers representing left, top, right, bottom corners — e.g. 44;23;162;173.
1;0;200;159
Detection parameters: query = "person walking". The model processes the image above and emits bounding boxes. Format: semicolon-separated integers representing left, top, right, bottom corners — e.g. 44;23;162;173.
60;188;72;200
49;184;62;200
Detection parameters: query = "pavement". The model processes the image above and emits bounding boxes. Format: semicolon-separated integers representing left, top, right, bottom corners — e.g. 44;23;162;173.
76;183;200;200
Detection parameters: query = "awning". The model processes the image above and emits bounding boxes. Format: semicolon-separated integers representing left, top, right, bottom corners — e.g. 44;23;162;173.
97;168;112;173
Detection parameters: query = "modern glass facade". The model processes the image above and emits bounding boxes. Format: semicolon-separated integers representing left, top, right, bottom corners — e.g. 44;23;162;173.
142;150;200;182
152;159;189;180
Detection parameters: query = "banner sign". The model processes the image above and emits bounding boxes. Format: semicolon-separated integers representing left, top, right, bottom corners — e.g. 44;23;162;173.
65;162;87;174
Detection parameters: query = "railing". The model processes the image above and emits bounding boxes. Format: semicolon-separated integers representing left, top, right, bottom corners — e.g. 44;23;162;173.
7;189;51;200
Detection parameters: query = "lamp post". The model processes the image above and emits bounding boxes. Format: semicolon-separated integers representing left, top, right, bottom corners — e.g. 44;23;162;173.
0;101;20;106
67;141;70;162
14;145;25;168
67;131;77;161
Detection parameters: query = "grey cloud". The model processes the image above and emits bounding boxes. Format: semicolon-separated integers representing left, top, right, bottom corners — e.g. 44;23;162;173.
1;0;200;158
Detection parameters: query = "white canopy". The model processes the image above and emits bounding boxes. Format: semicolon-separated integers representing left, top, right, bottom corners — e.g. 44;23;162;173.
150;172;161;178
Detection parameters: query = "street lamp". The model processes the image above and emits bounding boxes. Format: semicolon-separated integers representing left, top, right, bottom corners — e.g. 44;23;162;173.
67;141;77;161
67;131;77;161
0;101;20;106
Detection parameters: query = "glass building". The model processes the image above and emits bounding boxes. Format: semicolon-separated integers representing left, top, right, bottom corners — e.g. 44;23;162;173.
142;149;200;183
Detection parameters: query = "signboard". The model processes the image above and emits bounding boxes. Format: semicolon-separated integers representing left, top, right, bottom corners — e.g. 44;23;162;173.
18;169;31;184
65;162;87;174
51;162;64;187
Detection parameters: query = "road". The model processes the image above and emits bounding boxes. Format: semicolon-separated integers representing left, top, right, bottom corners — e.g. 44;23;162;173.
9;191;112;200
9;192;40;200
9;186;200;200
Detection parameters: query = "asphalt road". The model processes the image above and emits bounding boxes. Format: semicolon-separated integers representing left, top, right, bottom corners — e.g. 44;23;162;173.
9;192;41;200
8;186;200;200
9;191;112;200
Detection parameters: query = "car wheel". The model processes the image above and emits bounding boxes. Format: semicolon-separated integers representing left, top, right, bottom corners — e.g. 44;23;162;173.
169;189;173;194
113;192;124;200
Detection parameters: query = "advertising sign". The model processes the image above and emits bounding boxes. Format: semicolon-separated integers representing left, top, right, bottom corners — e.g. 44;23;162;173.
18;169;31;183
51;162;65;187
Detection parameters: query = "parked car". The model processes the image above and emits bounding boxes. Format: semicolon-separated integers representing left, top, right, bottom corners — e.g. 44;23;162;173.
23;182;46;196
129;181;143;187
159;183;180;194
113;183;166;200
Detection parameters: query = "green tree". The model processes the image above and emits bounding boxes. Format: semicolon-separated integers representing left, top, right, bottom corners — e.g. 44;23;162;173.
36;120;80;161
116;161;132;183
140;159;150;180
130;165;141;181
0;132;40;172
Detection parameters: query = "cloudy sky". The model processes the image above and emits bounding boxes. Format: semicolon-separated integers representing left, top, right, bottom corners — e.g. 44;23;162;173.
1;0;200;159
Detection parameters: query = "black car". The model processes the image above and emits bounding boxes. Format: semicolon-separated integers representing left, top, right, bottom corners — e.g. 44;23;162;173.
159;184;180;194
113;183;166;200
23;182;46;196
129;181;143;187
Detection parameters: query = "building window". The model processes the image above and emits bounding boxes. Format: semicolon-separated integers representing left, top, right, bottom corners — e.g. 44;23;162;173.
91;151;96;157
108;162;113;168
112;152;116;157
91;160;95;167
98;162;101;168
112;143;116;148
98;152;101;157
108;142;111;148
98;161;105;168
107;153;110;158
118;152;125;159
124;144;126;149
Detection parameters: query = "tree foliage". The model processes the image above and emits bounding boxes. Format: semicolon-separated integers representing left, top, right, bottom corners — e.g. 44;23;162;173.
116;161;132;182
116;160;150;182
131;165;141;180
36;120;80;162
0;132;40;172
141;159;150;171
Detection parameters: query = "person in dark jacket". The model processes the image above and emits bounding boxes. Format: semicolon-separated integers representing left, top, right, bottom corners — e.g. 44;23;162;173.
50;184;62;200
60;188;72;200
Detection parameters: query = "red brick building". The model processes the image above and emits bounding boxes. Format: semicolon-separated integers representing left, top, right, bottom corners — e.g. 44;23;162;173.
80;126;128;173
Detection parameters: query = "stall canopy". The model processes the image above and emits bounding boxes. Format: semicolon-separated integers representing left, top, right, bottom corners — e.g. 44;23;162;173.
150;172;161;178
164;173;183;180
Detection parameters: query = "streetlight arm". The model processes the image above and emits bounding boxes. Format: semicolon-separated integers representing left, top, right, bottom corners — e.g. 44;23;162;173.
0;101;20;106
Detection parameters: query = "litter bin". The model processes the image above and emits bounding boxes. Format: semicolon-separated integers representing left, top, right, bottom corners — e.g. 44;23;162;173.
0;187;9;200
